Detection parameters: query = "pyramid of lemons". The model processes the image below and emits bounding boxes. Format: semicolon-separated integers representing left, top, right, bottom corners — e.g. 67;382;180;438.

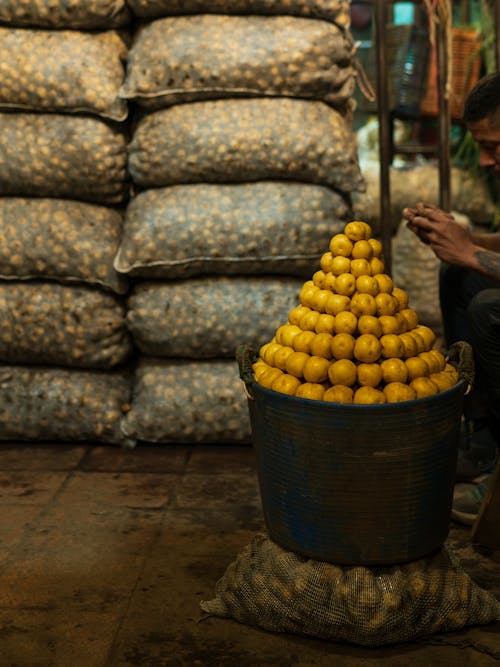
253;221;459;404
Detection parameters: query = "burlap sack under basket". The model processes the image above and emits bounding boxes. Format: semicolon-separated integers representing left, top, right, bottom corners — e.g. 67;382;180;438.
120;15;356;110
0;0;130;29
126;0;351;28
200;534;500;646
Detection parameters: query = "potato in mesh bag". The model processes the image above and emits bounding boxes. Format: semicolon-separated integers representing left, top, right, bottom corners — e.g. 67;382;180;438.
0;29;128;120
0;0;130;29
127;98;365;194
127;277;303;358
127;0;351;27
121;15;356;110
121;358;251;444
114;183;350;279
0;112;129;204
0;282;132;368
0;365;133;446
201;534;500;646
0;198;127;294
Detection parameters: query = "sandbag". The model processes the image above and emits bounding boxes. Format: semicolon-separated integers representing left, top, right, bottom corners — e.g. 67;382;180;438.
114;183;350;279
0;198;127;294
0;282;132;368
126;277;303;358
121;15;355;110
127;98;365;195
126;0;351;27
0;365;133;446
201;534;500;647
0;28;128;121
0;0;130;29
0;113;129;204
121;358;251;444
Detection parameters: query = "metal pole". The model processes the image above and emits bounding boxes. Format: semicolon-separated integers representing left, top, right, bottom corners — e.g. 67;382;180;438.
374;0;392;273
436;8;451;211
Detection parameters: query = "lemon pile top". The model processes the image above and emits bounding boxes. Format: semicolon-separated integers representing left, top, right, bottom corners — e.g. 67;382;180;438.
253;221;458;404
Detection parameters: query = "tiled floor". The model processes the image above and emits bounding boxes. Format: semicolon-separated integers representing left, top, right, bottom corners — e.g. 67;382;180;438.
0;442;499;667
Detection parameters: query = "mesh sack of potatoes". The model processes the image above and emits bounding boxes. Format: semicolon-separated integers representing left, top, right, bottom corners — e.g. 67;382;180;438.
0;365;134;446
127;98;365;194
0;0;130;29
0;198;127;294
121;358;251;444
126;0;350;27
127;277;303;358
0;28;128;121
114;183;350;279
0;112;129;204
0;282;132;368
200;534;500;646
121;15;356;110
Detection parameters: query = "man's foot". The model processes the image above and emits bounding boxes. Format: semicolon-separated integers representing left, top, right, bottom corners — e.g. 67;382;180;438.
455;419;498;482
451;476;491;526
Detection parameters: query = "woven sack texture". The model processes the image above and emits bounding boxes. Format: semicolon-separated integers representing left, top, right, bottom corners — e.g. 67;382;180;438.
0;365;133;446
121;358;250;444
201;534;500;646
126;277;303;358
0;198;127;294
127;98;365;194
114;183;350;279
0;113;129;204
121;15;355;109
0;0;130;29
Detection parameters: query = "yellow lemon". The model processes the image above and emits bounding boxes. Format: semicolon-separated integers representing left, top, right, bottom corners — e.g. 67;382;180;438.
399;332;419;358
357;362;383;387
350;258;372;277
276;324;301;347
414;325;437;350
354;333;382;363
257;366;283;389
325;293;351;315
370;256;385;274
444;363;459;382
303;356;330;383
375;292;399;316
353;386;386;404
368;237;383;257
261;341;282;366
312;269;327;288
395;312;409;334
329;233;354;257
323;385;354;403
299;281;318;308
271;373;302;396
418;351;441;374
273;345;295;371
322;272;337;291
344;220;372;241
380;357;409;383
334;310;358;334
392;287;409;310
357;314;383;337
310;332;334;359
334;272;356;296
296;382;325;401
405;356;430;381
356;275;379;296
350;293;377;317
351;239;373;260
328;358;357;387
410;376;439;399
299;310;320;332
331;332;355;360
379;315;400;335
311;289;332;313
320;252;333;273
293;330;316;353
315;314;336;334
427;348;446;372
400;308;419;331
288;305;310;326
409;330;426;353
380;333;405;359
285;351;310;378
383;382;417;403
259;342;272;361
374;275;394;295
330;255;352;276
429;371;456;392
252;360;268;380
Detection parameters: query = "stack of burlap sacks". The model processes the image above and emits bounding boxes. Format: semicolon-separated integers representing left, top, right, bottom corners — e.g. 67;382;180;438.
117;0;365;444
0;2;134;446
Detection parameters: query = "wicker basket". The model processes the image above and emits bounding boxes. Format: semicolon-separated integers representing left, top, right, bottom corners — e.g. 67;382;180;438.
420;27;482;120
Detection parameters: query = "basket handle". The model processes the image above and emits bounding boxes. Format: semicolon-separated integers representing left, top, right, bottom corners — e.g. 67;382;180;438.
446;340;474;395
236;344;257;400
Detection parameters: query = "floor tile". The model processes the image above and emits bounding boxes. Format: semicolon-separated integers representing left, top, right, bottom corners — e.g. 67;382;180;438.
186;444;256;475
0;443;88;470
0;471;68;505
174;473;261;514
80;445;190;474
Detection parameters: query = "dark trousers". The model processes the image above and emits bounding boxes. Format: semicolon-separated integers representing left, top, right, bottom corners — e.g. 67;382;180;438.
439;263;500;438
